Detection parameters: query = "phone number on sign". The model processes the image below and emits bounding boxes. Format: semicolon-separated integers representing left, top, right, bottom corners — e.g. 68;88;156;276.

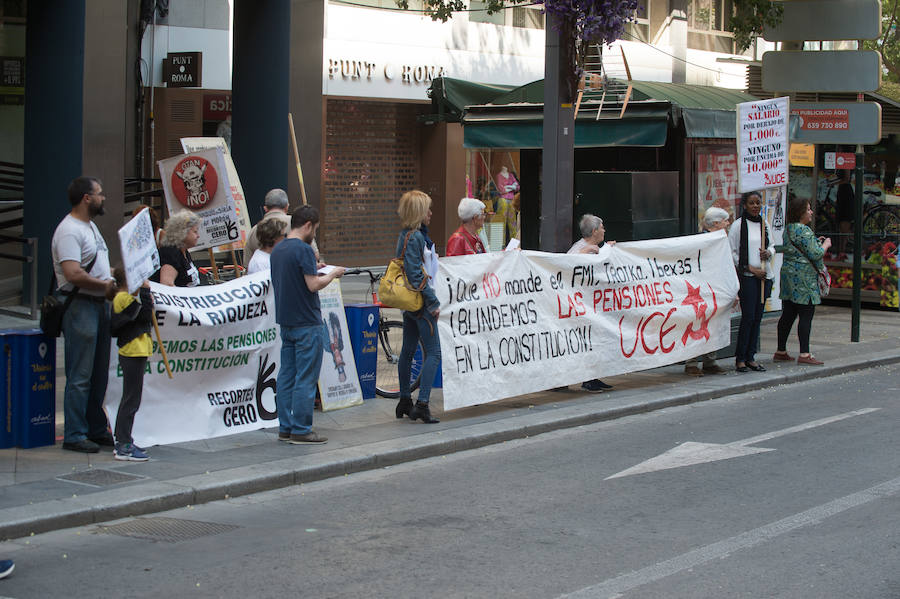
804;121;849;130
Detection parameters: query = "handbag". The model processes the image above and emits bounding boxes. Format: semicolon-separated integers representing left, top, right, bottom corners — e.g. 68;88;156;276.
40;255;98;337
378;230;427;312
787;228;831;298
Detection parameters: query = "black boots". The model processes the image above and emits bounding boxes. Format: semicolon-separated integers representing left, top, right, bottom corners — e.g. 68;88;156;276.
408;401;439;423
395;397;413;419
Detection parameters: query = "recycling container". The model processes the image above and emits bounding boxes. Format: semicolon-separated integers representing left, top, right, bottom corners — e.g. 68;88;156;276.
1;329;56;449
344;304;378;399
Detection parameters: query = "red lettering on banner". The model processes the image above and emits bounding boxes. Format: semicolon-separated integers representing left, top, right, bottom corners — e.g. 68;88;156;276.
659;307;678;353
557;292;585;319
640;312;663;354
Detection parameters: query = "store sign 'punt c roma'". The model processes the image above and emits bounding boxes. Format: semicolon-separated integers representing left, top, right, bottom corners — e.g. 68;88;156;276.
172;155;219;209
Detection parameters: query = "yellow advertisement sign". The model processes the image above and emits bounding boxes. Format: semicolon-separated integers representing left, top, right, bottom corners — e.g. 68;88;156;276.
790;143;815;167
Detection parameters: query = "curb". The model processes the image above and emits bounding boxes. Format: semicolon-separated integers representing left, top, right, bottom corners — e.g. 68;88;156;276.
3;349;899;540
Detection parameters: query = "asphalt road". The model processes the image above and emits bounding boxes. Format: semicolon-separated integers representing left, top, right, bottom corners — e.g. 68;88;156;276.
1;364;898;599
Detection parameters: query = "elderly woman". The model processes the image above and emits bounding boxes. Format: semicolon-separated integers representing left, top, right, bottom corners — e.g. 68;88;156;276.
156;211;201;287
728;192;775;372
247;217;288;274
446;197;487;256
395;190;441;424
685;206;731;376
774;196;832;365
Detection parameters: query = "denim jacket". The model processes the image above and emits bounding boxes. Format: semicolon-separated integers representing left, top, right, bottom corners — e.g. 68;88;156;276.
397;228;439;314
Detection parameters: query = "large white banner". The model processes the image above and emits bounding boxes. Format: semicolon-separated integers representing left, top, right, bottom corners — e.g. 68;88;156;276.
106;271;279;446
436;231;740;410
738;96;790;192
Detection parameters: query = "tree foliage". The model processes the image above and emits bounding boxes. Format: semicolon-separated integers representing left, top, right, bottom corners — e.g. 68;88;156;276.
728;0;783;52
866;0;900;84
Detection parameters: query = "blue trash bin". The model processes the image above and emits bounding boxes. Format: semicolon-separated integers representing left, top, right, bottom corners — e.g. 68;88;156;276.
1;329;56;449
0;336;14;449
344;304;379;400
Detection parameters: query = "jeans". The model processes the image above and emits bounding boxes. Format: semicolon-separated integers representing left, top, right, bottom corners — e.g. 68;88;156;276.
399;310;441;404
777;300;816;354
115;355;146;445
60;296;112;443
276;324;325;435
735;275;773;364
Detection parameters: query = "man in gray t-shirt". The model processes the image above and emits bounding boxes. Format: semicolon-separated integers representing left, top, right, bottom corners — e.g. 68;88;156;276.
51;176;117;453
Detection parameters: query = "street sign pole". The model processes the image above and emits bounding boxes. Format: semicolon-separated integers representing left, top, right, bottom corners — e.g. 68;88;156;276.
851;145;864;342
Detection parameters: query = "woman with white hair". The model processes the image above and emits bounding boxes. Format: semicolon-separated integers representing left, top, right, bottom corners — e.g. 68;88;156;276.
684;206;731;376
156;211;201;287
446;197;487;256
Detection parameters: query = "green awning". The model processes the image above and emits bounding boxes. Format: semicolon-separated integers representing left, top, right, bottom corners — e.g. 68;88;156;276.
628;80;757;109
681;108;737;138
427;77;517;121
463;106;670;148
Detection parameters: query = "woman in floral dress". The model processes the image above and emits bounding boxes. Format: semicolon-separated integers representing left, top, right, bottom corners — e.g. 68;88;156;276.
774;195;832;365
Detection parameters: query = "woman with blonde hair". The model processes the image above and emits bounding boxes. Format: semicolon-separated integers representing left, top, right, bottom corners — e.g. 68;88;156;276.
156;211;201;287
394;190;441;423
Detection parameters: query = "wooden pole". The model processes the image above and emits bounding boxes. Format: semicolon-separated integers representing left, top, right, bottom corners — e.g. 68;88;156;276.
288;113;308;206
152;311;173;379
230;249;241;277
208;248;220;281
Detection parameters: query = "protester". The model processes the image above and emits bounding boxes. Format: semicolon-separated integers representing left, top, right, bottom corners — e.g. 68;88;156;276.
156;211;201;287
728;191;775;373
0;559;12;579
246;217;287;274
684;207;730;376
395;190;441;423
244;189;291;266
270;205;345;444
775;196;832;366
109;267;152;461
51;176;116;453
563;214;616;392
446;197;487;256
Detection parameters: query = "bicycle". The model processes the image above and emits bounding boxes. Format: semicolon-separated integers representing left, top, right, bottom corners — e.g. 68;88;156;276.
344;269;424;399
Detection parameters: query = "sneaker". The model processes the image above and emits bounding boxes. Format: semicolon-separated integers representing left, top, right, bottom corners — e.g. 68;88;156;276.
62;439;100;453
797;354;824;365
0;559;13;579
684;364;704;376
288;431;328;445
581;379;613;393
278;431;291;442
114;443;150;462
772;351;794;362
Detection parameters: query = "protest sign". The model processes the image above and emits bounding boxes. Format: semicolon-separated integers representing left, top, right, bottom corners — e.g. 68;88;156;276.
180;137;252;249
764;187;786;311
117;208;160;293
738;97;790;192
158;147;241;250
105;271;279;446
436;231;740;410
318;280;363;411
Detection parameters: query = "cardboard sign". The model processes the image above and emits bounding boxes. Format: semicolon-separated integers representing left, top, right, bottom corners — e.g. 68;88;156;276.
158;147;241;251
738;97;790;192
117;208;161;293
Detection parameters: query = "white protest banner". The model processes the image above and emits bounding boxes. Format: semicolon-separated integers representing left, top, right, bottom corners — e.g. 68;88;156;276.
158;147;241;250
318;279;363;411
117;208;160;293
436;231;740;411
738;96;790;192
180;137;252;249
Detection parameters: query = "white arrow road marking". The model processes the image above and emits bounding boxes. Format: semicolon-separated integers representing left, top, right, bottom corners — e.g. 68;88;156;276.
557;474;900;599
606;408;880;480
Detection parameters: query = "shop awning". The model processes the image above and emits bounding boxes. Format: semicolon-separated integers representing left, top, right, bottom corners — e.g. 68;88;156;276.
452;76;758;146
462;103;671;148
426;77;517;122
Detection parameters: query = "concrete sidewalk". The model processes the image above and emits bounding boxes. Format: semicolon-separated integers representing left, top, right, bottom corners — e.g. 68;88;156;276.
0;303;897;541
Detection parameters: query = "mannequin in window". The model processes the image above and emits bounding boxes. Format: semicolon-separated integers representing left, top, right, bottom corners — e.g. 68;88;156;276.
494;166;520;241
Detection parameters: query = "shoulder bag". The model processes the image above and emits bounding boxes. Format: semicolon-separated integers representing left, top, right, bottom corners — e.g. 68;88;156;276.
787;227;831;298
40;255;98;337
378;230;427;312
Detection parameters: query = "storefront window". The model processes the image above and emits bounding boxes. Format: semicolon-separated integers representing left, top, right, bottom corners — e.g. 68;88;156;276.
466;148;521;250
695;145;740;231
